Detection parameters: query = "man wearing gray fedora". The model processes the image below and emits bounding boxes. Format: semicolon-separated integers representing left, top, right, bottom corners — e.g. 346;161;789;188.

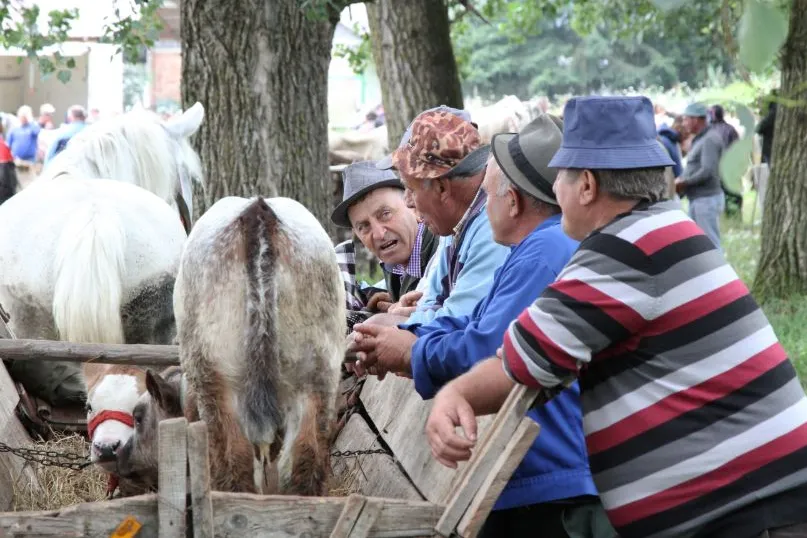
347;114;616;537
331;160;439;314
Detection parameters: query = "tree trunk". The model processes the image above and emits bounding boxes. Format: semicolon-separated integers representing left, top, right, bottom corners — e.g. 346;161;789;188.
181;0;339;237
367;0;464;150
753;0;807;301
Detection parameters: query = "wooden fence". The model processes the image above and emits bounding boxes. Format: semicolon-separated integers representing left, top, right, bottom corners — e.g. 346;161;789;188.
0;335;541;538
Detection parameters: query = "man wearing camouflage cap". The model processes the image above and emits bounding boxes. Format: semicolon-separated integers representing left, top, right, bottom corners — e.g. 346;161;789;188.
348;106;510;377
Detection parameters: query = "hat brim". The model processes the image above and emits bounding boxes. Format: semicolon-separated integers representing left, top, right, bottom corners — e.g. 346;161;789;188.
438;144;491;178
375;153;394;170
330;179;403;228
491;133;558;206
547;144;674;170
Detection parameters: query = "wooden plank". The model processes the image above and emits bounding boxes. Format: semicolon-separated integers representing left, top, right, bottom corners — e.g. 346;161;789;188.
209;493;440;538
434;385;538;537
0;360;40;511
329;494;366;538
187;421;214;538
330;414;423;501
158;418;188;538
350;498;383;538
0;339;179;367
457;419;541;538
0;494;158;538
359;375;494;504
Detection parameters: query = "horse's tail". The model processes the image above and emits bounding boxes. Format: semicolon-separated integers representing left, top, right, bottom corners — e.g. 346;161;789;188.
52;202;127;344
236;198;283;453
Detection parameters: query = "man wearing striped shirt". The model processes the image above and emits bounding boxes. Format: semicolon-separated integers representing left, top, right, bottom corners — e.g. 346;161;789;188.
425;95;807;538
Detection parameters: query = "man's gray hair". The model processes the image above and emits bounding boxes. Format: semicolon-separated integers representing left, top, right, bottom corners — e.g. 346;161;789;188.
495;166;560;215
590;168;668;203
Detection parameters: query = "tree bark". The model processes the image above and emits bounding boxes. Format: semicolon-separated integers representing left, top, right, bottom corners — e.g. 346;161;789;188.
367;0;464;150
753;0;807;301
181;0;340;237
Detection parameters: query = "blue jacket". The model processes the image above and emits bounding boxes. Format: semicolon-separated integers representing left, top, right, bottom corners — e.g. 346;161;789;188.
406;203;509;324
7;123;40;161
657;124;682;177
405;214;598;510
46;121;87;164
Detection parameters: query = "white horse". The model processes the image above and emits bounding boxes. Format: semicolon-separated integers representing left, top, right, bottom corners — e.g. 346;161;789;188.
0;104;204;487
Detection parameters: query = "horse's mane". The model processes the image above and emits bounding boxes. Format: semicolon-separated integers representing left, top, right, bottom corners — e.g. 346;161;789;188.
40;109;203;206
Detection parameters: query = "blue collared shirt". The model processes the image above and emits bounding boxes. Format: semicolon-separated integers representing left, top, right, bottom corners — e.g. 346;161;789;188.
7;123;40;161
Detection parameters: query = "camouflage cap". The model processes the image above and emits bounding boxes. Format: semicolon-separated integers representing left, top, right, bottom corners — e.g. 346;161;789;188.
391;109;489;181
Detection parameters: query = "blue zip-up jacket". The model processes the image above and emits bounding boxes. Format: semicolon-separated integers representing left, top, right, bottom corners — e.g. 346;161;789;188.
658;124;682;177
405;214;598;510
7;123;40;161
405;201;509;325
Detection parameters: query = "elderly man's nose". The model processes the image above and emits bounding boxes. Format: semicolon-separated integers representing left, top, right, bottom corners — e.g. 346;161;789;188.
371;222;386;240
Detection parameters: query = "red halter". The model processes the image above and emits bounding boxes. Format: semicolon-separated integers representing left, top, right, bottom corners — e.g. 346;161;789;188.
87;410;135;440
87;410;135;499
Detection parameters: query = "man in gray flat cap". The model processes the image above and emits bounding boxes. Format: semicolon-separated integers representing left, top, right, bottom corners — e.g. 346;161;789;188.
674;102;726;251
332;160;438;314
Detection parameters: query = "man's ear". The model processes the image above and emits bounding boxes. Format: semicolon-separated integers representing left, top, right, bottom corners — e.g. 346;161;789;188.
578;169;598;206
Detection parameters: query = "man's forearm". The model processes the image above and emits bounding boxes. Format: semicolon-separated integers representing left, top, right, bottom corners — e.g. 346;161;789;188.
451;358;515;416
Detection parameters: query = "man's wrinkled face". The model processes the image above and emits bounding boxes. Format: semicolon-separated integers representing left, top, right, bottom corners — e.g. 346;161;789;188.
348;187;419;266
399;174;450;236
683;115;704;135
481;159;513;245
554;168;592;241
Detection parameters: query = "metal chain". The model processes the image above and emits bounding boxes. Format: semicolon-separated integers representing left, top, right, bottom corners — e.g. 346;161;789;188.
0;440;92;471
330;448;391;458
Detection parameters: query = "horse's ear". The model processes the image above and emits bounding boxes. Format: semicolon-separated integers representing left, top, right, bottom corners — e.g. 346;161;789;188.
145;370;182;417
164;102;204;139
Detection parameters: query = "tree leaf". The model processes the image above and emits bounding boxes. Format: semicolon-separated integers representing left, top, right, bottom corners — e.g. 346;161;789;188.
738;0;788;73
719;136;753;192
651;0;687;11
57;69;72;84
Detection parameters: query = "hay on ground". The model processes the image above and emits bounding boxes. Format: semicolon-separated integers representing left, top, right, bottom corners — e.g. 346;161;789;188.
12;433;106;512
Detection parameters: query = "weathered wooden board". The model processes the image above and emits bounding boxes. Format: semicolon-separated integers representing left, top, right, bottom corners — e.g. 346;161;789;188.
331;414;423;501
209;493;440;538
0;339;179;367
0;493;439;538
0;494;159;538
360;375;494;504
0;359;40;511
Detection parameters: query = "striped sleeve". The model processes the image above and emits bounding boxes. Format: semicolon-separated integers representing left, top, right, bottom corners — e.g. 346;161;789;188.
502;233;655;389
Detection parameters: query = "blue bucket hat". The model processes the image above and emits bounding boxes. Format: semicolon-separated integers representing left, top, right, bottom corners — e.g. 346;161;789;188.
548;96;674;170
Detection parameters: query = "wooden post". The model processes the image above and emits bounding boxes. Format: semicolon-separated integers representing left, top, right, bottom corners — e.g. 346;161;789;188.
329;494;383;538
158;417;188;538
187;421;214;538
457;419;541;538
434;385;539;537
0;339;179;366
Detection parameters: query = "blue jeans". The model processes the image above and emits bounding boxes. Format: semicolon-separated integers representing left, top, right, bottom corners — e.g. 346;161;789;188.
689;193;725;252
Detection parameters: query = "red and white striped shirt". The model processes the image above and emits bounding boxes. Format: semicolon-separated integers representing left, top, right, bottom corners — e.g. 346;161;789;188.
502;200;807;538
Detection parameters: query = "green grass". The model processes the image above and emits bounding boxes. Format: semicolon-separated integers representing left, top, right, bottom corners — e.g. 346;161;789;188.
720;192;807;384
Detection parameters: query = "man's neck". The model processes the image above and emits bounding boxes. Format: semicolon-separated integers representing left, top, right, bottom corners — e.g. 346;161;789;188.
590;199;644;232
507;213;552;247
448;179;483;234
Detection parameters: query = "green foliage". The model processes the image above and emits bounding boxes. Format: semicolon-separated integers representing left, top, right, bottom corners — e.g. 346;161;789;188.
0;0;163;84
333;22;371;74
738;0;789;73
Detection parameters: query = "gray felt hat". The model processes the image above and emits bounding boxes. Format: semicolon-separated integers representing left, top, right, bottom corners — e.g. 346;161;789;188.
330;160;403;228
491;113;564;206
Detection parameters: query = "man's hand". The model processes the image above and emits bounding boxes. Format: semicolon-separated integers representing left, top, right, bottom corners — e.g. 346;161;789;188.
351;323;417;379
426;383;478;469
674;177;686;194
367;292;393;313
388;290;423;317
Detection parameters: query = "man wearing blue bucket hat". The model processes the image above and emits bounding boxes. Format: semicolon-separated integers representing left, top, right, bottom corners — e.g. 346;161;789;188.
426;95;807;538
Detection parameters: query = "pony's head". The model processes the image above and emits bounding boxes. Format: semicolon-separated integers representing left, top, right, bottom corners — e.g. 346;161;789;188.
41;103;206;233
86;372;144;472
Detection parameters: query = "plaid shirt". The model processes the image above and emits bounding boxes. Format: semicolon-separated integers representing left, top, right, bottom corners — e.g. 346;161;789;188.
383;222;426;279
